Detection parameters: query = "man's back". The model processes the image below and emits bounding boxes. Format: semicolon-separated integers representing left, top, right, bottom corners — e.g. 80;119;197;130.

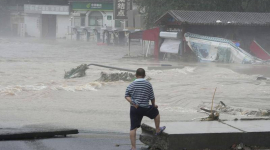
125;78;155;108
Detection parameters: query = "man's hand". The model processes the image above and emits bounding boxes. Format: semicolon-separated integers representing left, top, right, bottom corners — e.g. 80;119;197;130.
130;101;139;109
126;97;139;109
151;99;158;108
133;104;139;109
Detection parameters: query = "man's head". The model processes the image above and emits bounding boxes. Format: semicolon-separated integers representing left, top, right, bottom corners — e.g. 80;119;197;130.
136;68;145;78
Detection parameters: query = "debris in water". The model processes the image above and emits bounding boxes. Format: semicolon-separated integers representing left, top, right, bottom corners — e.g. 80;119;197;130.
257;76;267;80
199;101;270;117
220;101;226;107
201;112;220;121
64;64;89;79
97;72;136;82
97;72;151;82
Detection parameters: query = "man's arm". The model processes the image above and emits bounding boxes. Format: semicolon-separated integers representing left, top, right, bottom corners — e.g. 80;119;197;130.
125;85;135;107
149;84;158;108
151;99;158;108
125;96;132;103
125;97;138;108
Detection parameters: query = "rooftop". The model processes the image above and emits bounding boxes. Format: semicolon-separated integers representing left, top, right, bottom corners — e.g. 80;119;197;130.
69;0;113;2
155;10;270;26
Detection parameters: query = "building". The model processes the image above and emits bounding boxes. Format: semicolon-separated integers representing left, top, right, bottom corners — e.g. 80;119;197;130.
155;10;270;58
0;0;29;36
24;4;70;38
70;0;115;27
68;0;145;43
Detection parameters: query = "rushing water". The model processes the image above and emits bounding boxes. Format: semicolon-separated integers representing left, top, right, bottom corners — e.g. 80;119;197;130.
0;38;269;133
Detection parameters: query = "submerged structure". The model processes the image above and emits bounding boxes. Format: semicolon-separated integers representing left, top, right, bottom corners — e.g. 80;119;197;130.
154;10;270;62
97;72;136;82
64;64;89;79
184;32;262;64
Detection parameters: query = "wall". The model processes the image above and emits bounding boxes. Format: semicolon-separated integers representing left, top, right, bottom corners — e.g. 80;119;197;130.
103;11;113;27
57;15;70;38
0;11;11;36
84;11;113;28
135;14;144;29
24;14;41;37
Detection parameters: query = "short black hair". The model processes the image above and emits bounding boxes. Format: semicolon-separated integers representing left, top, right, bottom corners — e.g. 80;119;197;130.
136;68;145;77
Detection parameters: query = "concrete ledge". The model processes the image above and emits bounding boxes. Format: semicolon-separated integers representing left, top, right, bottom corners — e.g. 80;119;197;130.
139;124;169;150
140;120;270;150
0;127;78;140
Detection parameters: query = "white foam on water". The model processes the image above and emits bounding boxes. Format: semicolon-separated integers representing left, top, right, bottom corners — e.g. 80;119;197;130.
170;67;196;74
50;82;103;92
0;85;47;96
259;81;267;86
147;67;196;75
147;70;164;75
0;82;104;95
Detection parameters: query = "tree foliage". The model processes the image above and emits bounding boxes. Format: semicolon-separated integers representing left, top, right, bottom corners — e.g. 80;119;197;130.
134;0;270;28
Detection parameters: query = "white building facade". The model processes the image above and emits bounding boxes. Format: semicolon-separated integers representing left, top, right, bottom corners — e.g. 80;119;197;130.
24;4;70;38
70;1;120;29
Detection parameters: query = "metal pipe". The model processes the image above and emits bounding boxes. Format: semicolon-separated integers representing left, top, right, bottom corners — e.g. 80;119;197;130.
129;38;131;56
87;64;136;73
146;41;151;57
211;87;217;114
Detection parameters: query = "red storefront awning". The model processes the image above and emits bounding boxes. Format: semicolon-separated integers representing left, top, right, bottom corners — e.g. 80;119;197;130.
142;28;160;59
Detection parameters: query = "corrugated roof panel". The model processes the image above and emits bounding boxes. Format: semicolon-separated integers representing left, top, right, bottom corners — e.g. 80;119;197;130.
156;10;270;26
69;0;113;2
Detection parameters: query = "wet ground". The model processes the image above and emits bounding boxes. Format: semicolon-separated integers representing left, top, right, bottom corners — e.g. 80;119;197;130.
0;132;145;150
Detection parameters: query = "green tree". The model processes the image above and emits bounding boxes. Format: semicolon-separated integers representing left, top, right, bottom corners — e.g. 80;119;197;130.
134;0;270;28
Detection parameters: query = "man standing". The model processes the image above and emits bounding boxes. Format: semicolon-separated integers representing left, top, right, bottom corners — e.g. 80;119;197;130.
125;68;166;150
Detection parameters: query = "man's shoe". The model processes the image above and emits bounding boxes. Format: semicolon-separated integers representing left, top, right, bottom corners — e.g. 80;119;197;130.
155;126;166;135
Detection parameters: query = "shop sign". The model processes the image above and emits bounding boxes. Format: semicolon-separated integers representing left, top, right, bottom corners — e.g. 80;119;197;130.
71;2;113;11
24;5;69;15
114;0;127;19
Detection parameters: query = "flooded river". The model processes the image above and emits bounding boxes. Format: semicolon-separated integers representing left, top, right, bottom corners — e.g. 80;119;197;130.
0;38;269;133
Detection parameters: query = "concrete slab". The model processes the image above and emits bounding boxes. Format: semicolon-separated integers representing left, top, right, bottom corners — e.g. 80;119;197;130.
0;127;78;140
140;121;270;150
224;120;270;132
152;121;242;134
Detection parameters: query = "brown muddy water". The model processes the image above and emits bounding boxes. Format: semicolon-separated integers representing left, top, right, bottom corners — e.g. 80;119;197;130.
0;38;269;133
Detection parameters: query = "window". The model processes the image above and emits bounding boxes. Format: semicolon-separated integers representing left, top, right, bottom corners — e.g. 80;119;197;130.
81;14;86;26
107;16;112;20
88;11;103;26
115;20;121;28
74;17;81;27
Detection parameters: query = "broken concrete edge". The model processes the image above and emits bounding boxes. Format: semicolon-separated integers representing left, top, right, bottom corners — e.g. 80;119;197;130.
140;123;169;150
140;121;270;150
0;129;78;141
240;117;270;121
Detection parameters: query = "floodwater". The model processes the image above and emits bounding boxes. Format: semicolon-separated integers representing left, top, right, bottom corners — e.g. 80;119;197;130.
0;38;269;133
